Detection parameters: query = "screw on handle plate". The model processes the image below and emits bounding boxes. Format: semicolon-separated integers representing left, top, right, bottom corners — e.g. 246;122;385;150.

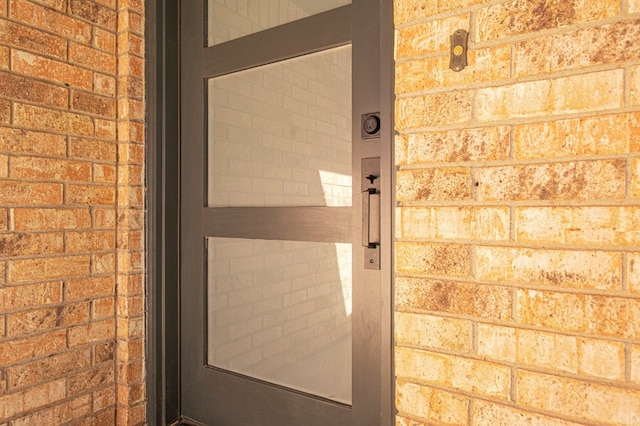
449;29;469;72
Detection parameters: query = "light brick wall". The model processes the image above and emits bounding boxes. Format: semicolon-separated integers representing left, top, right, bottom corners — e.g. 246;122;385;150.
0;0;144;424
394;0;640;425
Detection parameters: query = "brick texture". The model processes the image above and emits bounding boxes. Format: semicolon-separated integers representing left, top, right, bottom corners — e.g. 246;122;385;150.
394;0;640;425
0;1;144;425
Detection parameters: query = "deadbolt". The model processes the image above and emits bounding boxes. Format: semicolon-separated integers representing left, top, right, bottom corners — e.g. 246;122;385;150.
361;112;381;139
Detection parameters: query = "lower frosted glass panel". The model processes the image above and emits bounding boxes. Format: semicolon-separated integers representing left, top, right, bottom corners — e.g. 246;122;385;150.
207;237;352;404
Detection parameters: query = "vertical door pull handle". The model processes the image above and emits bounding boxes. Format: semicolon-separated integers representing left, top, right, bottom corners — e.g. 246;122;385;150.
362;188;380;248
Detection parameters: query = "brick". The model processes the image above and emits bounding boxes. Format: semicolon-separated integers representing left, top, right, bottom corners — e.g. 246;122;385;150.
475;159;626;201
12;208;91;231
118;9;143;35
396;243;471;276
517;289;586;332
118;54;144;79
0;391;23;419
0;71;68;108
67;364;114;396
14;103;94;136
396;90;472;129
396;14;469;58
396;379;469;424
94;73;116;97
516;329;578;373
477;324;516;362
71;90;117;119
397;168;471;202
118;164;143;186
396;277;511;320
94;164;116;183
93;209;116;229
399;207;509;241
631;157;640;198
632;345;640;385
29;0;66;11
0;181;62;205
67;184;116;205
117;382;144;406
95;119;116;139
118;33;144;57
0;153;6;177
24;379;67;411
116;274;143;296
472;400;583;426
476;0;619;41
630;253;640;293
93;386;116;411
578;337;624;380
11;50;92;90
65;276;114;301
0;282;63;311
400;126;510;165
514;114;629;159
516;206;640;246
7;303;89;336
515;20;640;78
92;297;114;318
65;230;115;252
10;157;91;182
0;208;7;230
116;338;143;363
117;98;144;121
0;20;66;59
11;394;91;426
69;0;117;30
68;318;115;346
0;99;8;124
9;347;90;389
0;329;66;366
119;76;144;99
116;317;143;340
10;0;92;43
394;0;486;25
8;255;90;283
631;66;640;106
477;70;623;121
0;127;67;157
476;246;622;291
117;294;143;318
0;46;7;69
116;358;144;384
396;347;511;399
517;370;640;425
585;295;640;339
68;137;116;162
94;27;116;53
94;341;114;363
92;253;115;274
396;45;510;94
395;312;472;352
69;42;116;74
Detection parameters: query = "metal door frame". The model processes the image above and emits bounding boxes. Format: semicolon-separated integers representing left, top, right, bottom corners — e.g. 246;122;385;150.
145;1;394;424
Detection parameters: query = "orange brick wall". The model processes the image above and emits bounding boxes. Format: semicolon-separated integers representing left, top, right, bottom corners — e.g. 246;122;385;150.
394;0;640;424
0;0;144;424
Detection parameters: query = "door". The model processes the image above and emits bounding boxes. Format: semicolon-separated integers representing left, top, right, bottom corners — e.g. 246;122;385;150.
180;1;391;424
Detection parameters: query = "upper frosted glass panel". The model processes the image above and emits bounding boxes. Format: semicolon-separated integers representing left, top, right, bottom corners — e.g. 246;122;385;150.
208;0;351;46
208;45;352;207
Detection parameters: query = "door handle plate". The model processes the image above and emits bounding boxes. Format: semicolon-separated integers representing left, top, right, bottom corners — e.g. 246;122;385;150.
362;157;381;270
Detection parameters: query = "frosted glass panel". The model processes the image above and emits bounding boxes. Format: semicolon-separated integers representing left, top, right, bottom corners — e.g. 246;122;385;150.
207;237;352;404
207;45;352;207
208;0;351;46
